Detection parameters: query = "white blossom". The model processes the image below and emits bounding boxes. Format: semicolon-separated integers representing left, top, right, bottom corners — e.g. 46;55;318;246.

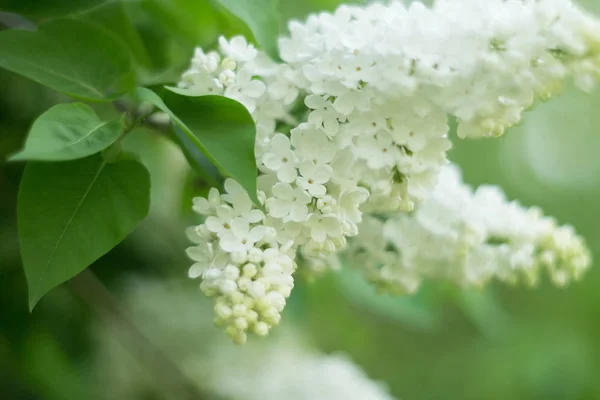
219;36;257;62
261;134;297;183
265;183;311;222
186;179;296;344
224;66;266;113
181;0;599;342
205;336;398;400
296;161;333;197
219;218;267;253
350;165;592;292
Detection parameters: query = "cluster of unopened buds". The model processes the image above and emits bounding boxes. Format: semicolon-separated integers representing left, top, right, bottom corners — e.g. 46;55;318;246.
182;0;598;343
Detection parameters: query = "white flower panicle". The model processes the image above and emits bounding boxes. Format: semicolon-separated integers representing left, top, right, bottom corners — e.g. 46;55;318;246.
351;165;592;294
186;180;296;344
280;0;600;139
204;339;397;400
181;0;598;342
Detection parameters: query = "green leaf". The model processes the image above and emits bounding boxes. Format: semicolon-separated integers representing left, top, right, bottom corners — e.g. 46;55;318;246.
0;19;135;101
19;154;150;309
78;2;154;70
9;103;122;162
0;0;106;20
171;124;223;189
133;87;258;204
218;0;280;60
336;264;440;331
454;288;512;341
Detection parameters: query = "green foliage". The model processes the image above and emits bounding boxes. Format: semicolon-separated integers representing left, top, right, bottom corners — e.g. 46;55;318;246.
171;125;223;189
219;0;281;60
9;103;122;162
0;0;105;20
336;265;441;331
78;2;154;71
19;154;150;309
134;87;258;203
0;18;135;101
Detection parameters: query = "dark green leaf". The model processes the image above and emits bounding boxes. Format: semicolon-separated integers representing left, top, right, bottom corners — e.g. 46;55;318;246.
171;124;223;189
0;0;106;20
218;0;280;60
140;0;220;48
19;154;150;309
0;19;135;101
9;103;122;161
78;2;154;70
133;87;258;204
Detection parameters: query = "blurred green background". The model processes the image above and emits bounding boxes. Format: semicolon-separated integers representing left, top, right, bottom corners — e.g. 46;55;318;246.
2;0;600;399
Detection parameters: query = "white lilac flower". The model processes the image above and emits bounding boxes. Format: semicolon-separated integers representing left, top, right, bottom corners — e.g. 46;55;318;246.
296;161;333;197
265;183;311;222
224;66;266;113
349;165;592;293
337;187;370;234
204;336;398;400
219;218;267;253
179;71;223;94
192;187;221;215
305;95;342;137
221;180;264;223
219;36;257;62
180;0;600;342
267;65;301;104
354;131;400;170
306;213;344;243
192;48;220;73
205;205;236;236
290;124;336;164
261;134;297;183
187;179;296;344
218;69;236;86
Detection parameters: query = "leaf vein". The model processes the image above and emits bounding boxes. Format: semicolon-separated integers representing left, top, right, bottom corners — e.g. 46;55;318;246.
1;56;105;97
32;159;108;298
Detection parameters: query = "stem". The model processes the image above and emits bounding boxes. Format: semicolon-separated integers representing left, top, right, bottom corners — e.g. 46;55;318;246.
70;269;212;400
113;100;169;133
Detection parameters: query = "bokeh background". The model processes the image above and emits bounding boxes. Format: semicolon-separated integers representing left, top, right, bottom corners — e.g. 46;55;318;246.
2;0;600;399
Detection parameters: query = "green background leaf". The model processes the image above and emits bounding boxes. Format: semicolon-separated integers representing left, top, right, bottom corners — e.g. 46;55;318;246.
9;103;122;161
219;0;281;60
78;2;154;71
134;87;258;203
0;18;135;101
0;0;106;20
19;155;150;309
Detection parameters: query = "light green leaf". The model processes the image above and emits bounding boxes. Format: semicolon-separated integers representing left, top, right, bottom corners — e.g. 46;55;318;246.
9;103;122;162
455;288;512;341
0;18;135;101
133;87;258;204
336;264;440;331
219;0;280;60
0;0;106;20
19;154;150;309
